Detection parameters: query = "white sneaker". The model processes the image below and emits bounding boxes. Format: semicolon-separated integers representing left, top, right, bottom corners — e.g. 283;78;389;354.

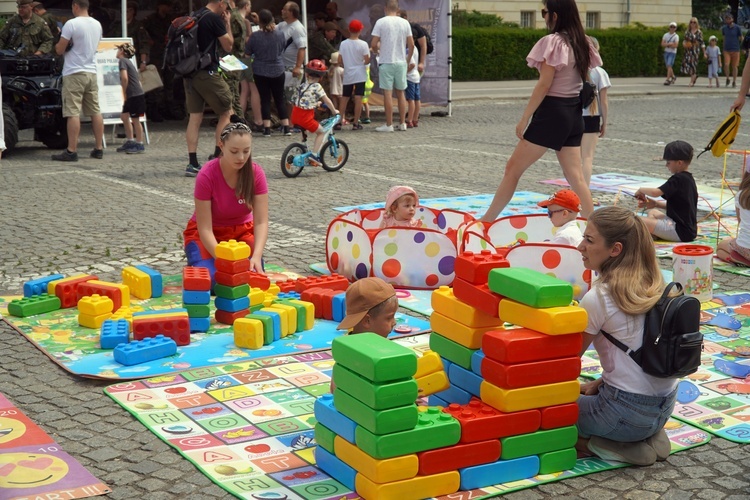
376;124;394;132
398;123;407;131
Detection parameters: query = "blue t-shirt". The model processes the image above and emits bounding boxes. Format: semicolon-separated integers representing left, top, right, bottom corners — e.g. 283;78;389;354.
721;24;743;52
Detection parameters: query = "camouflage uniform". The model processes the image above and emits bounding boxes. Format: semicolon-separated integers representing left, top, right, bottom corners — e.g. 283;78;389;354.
111;19;152;66
0;13;53;56
220;7;247;117
38;12;60;42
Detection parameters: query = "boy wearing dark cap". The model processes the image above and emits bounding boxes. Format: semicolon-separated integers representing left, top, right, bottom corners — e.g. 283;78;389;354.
115;42;146;154
634;140;698;242
538;189;583;246
337;277;398;337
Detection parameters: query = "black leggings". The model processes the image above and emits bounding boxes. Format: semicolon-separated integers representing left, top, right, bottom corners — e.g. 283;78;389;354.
254;73;288;120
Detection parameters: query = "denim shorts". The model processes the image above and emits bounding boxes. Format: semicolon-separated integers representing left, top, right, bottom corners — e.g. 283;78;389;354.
578;382;677;442
406;81;420;101
663;51;676;68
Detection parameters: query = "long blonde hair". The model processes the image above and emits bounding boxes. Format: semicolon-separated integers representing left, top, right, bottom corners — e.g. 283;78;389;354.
588;207;664;315
738;173;750;210
586;36;599;116
220;123;256;209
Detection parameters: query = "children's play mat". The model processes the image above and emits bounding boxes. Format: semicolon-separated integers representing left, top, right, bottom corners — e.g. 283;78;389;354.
105;334;710;500
0;393;110;500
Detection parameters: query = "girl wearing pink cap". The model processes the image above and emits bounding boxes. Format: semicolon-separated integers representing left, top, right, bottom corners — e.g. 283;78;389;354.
380;185;422;228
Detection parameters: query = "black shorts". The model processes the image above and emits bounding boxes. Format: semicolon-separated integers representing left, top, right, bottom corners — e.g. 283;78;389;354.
342;81;365;97
583;115;601;134
523;95;584;151
122;94;146;118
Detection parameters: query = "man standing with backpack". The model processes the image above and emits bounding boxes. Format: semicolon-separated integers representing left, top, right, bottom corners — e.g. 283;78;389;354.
52;0;103;162
182;0;234;177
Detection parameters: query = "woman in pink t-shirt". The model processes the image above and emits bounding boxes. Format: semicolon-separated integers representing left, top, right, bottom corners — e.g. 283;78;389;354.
183;123;269;284
481;0;600;223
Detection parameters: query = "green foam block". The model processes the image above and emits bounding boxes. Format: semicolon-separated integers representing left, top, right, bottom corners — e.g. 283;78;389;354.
245;313;274;344
334;388;418;435
332;364;418;410
331;333;417;383
429;332;475;369
539;447;577;474
275;299;307;332
315;423;336;453
488;267;573;308
214;283;250;300
501;426;578;459
8;293;61;317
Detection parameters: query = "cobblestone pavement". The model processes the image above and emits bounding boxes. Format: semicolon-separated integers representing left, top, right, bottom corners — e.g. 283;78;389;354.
1;79;749;499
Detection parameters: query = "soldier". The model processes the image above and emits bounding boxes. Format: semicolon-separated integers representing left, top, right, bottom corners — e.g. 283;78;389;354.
111;1;152;72
0;0;54;56
222;0;247;117
143;0;175;121
31;2;60;43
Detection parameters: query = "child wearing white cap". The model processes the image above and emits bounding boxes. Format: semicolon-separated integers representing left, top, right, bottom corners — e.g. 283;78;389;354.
380;185;422;228
661;22;679;85
705;35;722;88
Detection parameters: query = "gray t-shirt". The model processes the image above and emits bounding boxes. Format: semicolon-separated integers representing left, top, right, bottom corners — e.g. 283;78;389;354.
276;19;306;68
118;58;144;98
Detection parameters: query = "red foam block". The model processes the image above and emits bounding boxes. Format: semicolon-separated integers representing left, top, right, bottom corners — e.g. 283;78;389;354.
418;439;501;475
483;328;582;364
452;277;502;318
481;356;582;389
442;398;541;442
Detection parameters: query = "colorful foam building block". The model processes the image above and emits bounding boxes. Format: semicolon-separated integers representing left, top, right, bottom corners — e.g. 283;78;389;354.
429;332;475;370
273;299;307;332
288;299;314;330
122;266;152;300
8;294;61;317
315;423;337;453
267;283;280;296
301;287;339;319
483;328;583;364
331;291;346;322
248;286;265;306
78;312;112;329
471;350;484;376
415;351;443;378
233;317;264;349
134;265;162;298
100;319;130;349
488;267;573;308
332;333;417;383
434;384;473;406
448;363;483;396
214;283;250;299
183;266;211;291
189;317;211;333
314;394;357;443
109;305;144;331
541;403;579;430
215;270;251;287
215;295;250;313
427;394;449;407
132;311;191;346
452;277;502;318
113;335;177;366
267;303;298;335
431;286;504;328
482;356;582;389
355;469;460;499
215;239;251;261
334;435;418;484
481;380;580;413
245;313;274;344
498;299;587;336
49;274;98;308
355;407;461;459
183;290;211;305
415;370;450;397
184;304;210;318
459;455;539;490
76;280;129;312
253;310;281;340
248;270;271;291
334;388;419;435
430;312;498;350
294;274;349;293
442;398;541;442
214;308;249;326
500;426;578;460
454;250;509;285
23;273;64;297
276;280;297;293
418;439;501;476
276;290;301;300
314;446;356;490
77;294;114;316
215;257;250;274
539;448;577;474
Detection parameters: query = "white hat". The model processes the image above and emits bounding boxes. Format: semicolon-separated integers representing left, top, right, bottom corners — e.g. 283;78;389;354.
709;35;717;41
669;21;677;27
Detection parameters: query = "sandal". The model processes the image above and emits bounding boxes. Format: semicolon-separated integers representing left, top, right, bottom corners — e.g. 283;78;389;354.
664;79;672;85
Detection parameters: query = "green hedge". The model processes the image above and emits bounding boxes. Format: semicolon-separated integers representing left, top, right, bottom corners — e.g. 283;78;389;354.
453;27;742;81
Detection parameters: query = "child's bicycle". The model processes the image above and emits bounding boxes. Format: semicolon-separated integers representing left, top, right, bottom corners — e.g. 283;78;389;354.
280;114;349;178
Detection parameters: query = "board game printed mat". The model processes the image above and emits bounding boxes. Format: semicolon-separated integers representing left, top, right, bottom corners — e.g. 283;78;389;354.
0;272;430;381
105;334;710;500
0;392;111;500
581;291;750;443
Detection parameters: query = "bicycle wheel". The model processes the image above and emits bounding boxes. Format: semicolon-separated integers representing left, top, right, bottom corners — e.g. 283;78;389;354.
320;138;349;172
281;143;306;178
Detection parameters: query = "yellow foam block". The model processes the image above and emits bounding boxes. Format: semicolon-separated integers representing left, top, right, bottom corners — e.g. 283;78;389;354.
234;318;264;349
122;266;152;299
355;470;460;500
289;299;315;330
415;351;443;379
110;306;144;332
334;436;418;484
77;294;114;316
48;274;89;294
430;312;498;349
431;286;505;328
267;303;298;334
263;293;276;308
416;370;450;397
248;287;265;306
215;239;251;261
267;283;280;296
480;380;580;413
498;299;587;335
78;312;112;329
260;307;290;337
89;280;131;308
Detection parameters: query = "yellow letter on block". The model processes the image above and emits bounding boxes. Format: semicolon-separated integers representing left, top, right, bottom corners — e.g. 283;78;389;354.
334;436;418;484
234;318;264;349
498;299;587;335
480;380;580;413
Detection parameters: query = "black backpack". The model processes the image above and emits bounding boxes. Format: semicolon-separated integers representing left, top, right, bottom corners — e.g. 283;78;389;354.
163;8;214;77
601;282;703;378
411;22;434;56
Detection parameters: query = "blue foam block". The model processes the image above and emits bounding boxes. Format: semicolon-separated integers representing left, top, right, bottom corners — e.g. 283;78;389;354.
135;265;163;298
113;335;177;366
331;292;346;322
189;317;210;333
183;290;211;305
215;296;250;313
471;349;485;376
314;446;356;490
435;383;472;406
448;363;483;397
459;455;540;490
313;394;356;443
427;394;449;407
23;274;64;297
277;291;301;300
100;319;130;349
253;310;281;341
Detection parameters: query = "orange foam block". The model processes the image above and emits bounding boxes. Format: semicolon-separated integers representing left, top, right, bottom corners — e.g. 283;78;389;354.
480;380;580;413
430;312;498;349
498;299;587;335
431;286;504;328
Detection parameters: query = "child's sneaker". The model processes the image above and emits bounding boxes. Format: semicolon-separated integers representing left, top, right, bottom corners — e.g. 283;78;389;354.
361;117;371;124
116;140;136;152
307;154;322;167
283;125;292;136
185;164;201;177
397;123;407;131
126;143;145;154
263;127;271;137
90;148;103;159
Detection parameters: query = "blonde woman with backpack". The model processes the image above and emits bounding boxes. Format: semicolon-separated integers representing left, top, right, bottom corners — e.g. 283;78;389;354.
576;206;676;466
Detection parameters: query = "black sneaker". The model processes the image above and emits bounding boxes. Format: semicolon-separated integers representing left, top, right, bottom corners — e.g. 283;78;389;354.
90;148;103;159
283;126;292;136
51;149;78;162
185;164;201;177
263;127;271;137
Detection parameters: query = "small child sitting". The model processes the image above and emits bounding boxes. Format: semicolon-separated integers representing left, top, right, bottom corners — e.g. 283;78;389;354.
290;59;339;166
634;140;698;242
717;172;750;265
380;185;422;228
115;42;146;154
538;189;584;246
